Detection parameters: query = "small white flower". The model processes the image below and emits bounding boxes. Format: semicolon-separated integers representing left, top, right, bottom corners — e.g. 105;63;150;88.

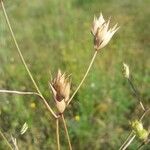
91;13;119;50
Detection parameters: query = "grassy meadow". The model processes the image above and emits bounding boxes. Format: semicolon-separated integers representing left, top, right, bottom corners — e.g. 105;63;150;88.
0;0;150;149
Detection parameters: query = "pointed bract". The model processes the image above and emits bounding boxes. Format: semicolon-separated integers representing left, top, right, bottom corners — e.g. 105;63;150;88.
56;99;66;113
50;70;71;113
91;13;119;50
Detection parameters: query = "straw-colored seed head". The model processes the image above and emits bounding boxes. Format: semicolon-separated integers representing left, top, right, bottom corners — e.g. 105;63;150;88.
91;13;119;51
50;69;71;113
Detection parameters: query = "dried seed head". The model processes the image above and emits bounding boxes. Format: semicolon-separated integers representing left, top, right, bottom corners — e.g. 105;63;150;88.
91;13;105;36
123;63;130;79
91;13;119;51
50;69;71;113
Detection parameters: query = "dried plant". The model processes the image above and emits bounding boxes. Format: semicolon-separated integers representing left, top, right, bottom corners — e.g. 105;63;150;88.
50;70;71;114
91;13;119;50
0;0;149;150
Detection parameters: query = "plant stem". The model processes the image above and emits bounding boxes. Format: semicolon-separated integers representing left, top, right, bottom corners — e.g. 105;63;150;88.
56;119;60;150
1;0;57;118
67;51;98;105
0;89;47;102
128;78;145;111
122;135;136;150
137;142;145;150
0;89;40;96
11;136;19;150
139;108;150;121
0;130;13;150
61;114;72;150
137;139;150;150
136;105;150;149
119;131;134;150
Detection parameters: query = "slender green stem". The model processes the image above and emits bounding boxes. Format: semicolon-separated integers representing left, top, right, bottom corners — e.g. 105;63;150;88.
128;78;145;111
0;130;13;150
1;0;57;118
67;51;98;105
61;114;72;150
56;119;60;150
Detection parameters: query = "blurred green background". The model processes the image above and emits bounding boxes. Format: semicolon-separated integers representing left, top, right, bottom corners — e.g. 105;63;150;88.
0;0;150;149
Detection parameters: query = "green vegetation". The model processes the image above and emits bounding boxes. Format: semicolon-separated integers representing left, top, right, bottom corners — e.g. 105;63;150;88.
0;0;150;149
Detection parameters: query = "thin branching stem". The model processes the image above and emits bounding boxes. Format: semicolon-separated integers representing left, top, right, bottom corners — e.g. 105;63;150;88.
0;89;40;96
61;114;72;150
139;108;150;121
128;78;145;111
0;89;47;102
56;119;60;150
0;129;13;150
1;0;57;118
67;51;98;105
119;74;148;150
120;75;150;150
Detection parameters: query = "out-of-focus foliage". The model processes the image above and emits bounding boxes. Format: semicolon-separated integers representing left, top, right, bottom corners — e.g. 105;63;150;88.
0;0;150;149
